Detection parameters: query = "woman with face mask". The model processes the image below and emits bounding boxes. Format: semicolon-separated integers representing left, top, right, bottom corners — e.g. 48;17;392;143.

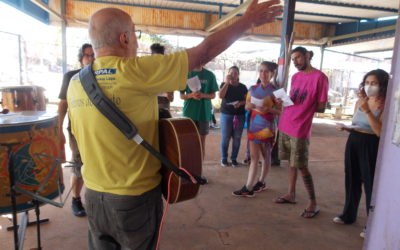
333;69;389;238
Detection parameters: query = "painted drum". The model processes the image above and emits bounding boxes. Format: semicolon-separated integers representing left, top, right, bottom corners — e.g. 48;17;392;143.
0;85;46;112
0;111;64;214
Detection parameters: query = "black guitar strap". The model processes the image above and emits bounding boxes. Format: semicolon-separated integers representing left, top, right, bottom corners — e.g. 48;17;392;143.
78;63;206;185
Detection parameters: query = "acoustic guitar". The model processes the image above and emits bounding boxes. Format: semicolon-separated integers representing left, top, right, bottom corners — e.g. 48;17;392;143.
159;118;203;204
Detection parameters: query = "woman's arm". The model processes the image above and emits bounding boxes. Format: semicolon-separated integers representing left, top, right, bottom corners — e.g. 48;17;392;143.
245;92;255;111
219;81;230;99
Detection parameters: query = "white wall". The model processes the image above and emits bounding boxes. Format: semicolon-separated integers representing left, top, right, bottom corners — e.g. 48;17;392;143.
364;16;400;250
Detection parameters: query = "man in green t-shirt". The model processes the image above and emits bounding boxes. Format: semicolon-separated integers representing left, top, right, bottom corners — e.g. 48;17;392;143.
180;66;219;158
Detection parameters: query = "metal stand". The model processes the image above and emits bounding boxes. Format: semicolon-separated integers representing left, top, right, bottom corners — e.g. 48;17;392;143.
2;142;22;250
1;144;73;250
6;210;49;232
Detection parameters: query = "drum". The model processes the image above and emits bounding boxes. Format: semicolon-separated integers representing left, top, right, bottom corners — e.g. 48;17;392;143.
0;86;46;112
0;111;64;214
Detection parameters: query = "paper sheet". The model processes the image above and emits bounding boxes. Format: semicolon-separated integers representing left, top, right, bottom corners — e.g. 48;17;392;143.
226;101;239;105
335;122;361;130
187;76;201;92
273;88;294;107
251;96;264;107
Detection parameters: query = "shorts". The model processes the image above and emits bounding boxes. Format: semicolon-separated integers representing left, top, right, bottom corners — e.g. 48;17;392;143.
68;130;83;178
278;131;309;169
193;120;210;135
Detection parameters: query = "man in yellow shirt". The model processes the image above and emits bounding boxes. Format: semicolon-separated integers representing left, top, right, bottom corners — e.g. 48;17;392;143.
67;1;281;249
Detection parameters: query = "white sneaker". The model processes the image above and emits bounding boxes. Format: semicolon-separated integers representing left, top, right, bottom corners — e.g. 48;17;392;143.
360;228;366;238
332;216;345;224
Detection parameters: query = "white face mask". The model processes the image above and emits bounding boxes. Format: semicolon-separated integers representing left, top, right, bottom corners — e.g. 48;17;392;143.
364;85;379;97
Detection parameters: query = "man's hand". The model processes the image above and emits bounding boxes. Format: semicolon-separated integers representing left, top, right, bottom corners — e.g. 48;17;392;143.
244;0;282;27
187;0;282;71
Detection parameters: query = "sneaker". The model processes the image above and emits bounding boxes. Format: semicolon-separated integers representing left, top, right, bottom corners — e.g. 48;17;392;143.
243;158;251;165
71;197;86;217
332;216;345;224
210;124;219;129
360;227;366;238
231;160;239;167
253;181;268;192
232;186;255;197
221;159;230;167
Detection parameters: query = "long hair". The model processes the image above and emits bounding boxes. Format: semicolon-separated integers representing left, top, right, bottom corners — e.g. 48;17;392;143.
257;61;277;84
359;69;389;108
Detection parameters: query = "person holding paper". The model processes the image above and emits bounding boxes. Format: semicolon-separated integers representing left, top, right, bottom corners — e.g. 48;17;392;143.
233;61;281;197
180;65;219;159
274;47;328;219
333;69;389;238
218;66;248;167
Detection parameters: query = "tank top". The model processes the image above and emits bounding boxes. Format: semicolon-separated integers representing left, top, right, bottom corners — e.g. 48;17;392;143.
352;109;381;133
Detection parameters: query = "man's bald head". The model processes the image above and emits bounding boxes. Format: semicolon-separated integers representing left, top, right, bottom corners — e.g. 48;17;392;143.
89;8;133;50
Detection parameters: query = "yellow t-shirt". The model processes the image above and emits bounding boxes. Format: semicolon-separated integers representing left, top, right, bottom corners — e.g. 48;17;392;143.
67;51;188;195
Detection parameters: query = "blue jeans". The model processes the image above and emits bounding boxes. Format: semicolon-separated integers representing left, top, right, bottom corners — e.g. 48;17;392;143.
220;113;245;161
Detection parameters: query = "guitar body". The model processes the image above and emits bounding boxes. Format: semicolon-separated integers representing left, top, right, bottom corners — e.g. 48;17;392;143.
159;118;202;204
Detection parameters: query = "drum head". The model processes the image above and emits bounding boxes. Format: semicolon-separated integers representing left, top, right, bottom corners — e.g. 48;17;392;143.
0;111;57;126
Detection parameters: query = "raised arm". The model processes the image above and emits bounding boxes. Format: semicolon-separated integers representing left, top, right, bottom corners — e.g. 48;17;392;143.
186;0;282;71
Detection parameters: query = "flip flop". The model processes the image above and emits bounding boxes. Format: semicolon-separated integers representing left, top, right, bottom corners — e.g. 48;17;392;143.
301;208;320;218
274;196;297;204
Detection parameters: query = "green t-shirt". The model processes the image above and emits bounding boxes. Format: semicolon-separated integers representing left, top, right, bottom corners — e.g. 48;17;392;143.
181;68;219;122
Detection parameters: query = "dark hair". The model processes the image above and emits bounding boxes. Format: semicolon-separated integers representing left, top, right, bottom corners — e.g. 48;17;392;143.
228;65;240;82
291;46;314;60
228;65;240;74
78;43;93;64
260;61;277;72
360;69;389;102
150;43;165;55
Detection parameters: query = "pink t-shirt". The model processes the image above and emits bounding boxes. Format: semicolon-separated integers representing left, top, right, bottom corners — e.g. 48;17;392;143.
278;69;328;139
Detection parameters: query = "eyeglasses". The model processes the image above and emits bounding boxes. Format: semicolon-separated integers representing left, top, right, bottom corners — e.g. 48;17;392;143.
125;30;142;39
83;53;95;58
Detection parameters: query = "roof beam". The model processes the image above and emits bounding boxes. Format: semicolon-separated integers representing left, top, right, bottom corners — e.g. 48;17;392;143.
328;24;396;43
164;0;238;8
355;48;394;54
325;49;382;61
297;0;398;13
30;0;63;19
205;0;251;32
296;11;368;21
